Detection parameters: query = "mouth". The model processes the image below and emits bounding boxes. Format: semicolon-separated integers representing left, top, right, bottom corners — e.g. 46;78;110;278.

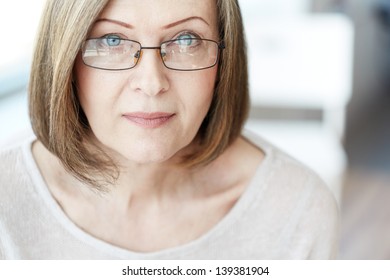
122;112;175;128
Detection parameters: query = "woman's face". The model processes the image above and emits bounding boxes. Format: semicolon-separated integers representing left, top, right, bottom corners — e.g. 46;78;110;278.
74;0;219;166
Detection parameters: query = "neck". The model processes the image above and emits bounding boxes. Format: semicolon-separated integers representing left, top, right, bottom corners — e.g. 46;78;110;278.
110;161;197;202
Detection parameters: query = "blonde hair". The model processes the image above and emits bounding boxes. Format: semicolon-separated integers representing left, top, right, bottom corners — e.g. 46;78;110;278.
29;0;249;188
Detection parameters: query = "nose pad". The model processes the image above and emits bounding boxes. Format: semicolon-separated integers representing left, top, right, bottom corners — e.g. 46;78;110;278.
134;50;143;65
161;50;167;62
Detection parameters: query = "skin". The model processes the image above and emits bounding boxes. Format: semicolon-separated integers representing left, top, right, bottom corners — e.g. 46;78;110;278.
32;0;264;252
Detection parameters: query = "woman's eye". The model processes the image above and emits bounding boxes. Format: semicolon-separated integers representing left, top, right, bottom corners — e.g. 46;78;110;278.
102;35;122;47
175;33;198;46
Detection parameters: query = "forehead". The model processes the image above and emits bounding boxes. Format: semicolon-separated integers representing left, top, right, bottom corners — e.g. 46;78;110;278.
99;0;218;29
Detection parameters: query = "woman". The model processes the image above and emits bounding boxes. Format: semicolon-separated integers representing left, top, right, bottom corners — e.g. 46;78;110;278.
0;0;338;259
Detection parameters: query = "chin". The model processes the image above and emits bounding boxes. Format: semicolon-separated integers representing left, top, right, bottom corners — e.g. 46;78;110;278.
98;134;193;166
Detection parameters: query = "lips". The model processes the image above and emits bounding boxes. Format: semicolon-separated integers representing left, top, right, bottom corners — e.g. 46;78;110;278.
123;112;175;128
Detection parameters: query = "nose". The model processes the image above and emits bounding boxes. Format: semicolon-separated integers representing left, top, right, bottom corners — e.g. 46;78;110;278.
129;49;169;97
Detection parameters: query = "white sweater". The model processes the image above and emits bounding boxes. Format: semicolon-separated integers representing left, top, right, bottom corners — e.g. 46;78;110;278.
0;131;338;259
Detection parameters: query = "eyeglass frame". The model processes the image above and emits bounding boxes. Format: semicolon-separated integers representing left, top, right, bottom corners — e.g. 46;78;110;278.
81;37;226;72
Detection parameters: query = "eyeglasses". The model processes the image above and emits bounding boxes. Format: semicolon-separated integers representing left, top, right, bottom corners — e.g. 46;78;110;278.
81;37;225;71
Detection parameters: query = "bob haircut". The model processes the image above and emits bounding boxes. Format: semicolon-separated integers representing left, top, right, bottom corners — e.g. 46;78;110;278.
29;0;249;188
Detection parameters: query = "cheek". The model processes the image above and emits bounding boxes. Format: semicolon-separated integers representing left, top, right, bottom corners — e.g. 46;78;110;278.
183;65;216;93
74;58;118;121
184;67;217;115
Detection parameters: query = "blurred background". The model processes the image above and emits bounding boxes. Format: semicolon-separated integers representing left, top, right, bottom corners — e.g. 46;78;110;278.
0;0;389;259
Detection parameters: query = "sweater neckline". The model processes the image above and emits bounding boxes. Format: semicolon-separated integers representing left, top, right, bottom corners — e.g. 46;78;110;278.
22;130;273;259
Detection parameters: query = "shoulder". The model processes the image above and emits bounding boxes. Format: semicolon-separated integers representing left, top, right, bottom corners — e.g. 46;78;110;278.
0;132;36;202
0;144;25;181
242;130;339;258
0;129;35;169
244;129;338;213
243;129;336;199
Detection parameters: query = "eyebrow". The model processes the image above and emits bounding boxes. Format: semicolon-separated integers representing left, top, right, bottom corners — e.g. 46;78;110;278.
95;16;209;30
95;18;134;29
163;16;210;29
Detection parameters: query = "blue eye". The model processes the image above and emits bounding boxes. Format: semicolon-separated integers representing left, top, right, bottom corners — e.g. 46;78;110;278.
176;33;196;46
103;35;121;47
